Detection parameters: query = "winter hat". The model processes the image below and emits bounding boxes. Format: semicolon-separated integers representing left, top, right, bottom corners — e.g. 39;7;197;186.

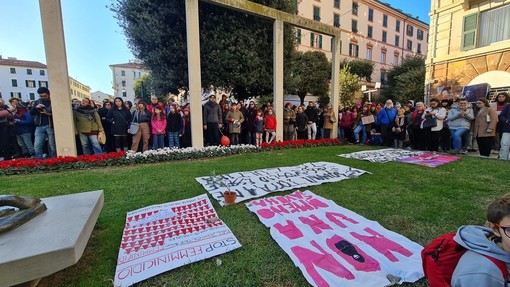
17;102;29;109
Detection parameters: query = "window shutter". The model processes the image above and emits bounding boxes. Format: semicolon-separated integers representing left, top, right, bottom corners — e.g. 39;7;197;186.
462;13;478;50
319;35;323;49
310;32;315;47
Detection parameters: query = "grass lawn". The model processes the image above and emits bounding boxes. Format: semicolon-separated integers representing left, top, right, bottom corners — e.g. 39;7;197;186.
3;145;508;287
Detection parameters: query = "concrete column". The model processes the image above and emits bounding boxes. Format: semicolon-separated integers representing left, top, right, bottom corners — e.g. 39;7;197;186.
186;0;204;148
273;19;284;142
39;0;77;157
330;33;341;138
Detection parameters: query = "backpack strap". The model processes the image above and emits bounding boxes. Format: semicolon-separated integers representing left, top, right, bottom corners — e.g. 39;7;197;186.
485;255;508;280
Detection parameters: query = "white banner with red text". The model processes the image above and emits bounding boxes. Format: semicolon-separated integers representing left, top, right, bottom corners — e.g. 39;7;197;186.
114;194;241;287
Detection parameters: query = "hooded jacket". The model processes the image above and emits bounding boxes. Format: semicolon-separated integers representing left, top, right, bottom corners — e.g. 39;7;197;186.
452;225;510;286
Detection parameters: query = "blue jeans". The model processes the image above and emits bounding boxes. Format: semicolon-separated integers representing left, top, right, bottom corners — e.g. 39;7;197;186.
168;132;180;148
152;134;165;150
34;125;56;158
338;126;345;140
449;128;469;150
17;133;35;155
353;124;367;143
79;133;104;155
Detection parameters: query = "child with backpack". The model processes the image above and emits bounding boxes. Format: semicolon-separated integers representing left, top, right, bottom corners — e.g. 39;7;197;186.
422;194;510;286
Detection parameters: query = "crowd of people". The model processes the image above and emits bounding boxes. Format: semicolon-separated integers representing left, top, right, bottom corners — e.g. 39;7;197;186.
1;87;509;161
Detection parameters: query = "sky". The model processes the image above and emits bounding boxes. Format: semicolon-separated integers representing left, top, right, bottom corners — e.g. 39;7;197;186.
0;0;431;94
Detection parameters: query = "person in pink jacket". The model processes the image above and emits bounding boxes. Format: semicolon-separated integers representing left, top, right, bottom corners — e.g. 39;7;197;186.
151;106;166;150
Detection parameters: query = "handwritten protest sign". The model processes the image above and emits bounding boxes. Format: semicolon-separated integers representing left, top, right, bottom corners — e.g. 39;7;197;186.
114;194;241;287
338;148;424;163
196;162;369;206
247;190;424;287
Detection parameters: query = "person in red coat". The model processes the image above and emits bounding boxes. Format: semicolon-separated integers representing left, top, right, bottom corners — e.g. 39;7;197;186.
264;108;277;143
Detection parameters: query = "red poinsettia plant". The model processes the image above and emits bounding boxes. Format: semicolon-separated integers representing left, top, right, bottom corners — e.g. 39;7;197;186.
1;139;341;176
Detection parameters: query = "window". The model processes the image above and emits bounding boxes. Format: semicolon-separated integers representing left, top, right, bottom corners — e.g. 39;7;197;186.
477;5;510;49
381;51;386;63
27;69;32;75
368;8;374;22
39;80;48;87
396;20;400;32
313;6;321;21
10;68;16;74
10;92;22;98
310;33;322;49
40;70;45;76
334;0;340;9
417;43;422;54
383;15;388;27
349;43;359;57
394;55;399;65
382;31;387;43
381;70;387;84
406;24;414;37
417;29;424;40
352;19;358;33
334;13;340;27
122;80;126;87
297;29;301;44
367;25;373;38
366;48;372;60
29;93;35;101
352;2;358;16
395;35;400;47
122;91;127;97
12;79;18;87
26;80;36;88
133;71;137;78
407;39;413;51
121;70;126;76
318;35;323;49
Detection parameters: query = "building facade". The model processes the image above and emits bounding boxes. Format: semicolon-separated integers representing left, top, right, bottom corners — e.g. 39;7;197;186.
0;57;48;101
69;76;91;101
426;0;510;100
296;0;429;90
0;57;90;102
110;62;149;103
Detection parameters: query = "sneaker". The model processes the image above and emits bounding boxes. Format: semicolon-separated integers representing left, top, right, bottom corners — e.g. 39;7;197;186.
460;150;468;155
0;157;4;161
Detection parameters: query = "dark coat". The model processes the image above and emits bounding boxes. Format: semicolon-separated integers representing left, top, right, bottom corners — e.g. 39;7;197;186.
106;108;132;136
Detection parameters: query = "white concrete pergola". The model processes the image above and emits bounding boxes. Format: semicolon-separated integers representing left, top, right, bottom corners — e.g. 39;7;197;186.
40;0;341;156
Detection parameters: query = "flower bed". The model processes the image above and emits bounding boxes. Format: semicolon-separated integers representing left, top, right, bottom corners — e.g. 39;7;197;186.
0;138;340;176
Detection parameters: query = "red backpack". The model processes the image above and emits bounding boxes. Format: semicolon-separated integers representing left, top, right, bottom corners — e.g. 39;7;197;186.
421;231;508;287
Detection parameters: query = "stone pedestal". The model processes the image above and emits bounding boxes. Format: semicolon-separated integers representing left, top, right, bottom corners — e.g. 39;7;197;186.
0;190;104;286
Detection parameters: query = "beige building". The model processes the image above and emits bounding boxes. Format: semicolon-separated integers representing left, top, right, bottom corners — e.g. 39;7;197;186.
296;0;429;89
426;0;510;100
110;62;149;103
69;76;91;101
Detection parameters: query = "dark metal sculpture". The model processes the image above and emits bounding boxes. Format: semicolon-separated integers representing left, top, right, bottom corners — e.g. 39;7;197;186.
0;195;47;234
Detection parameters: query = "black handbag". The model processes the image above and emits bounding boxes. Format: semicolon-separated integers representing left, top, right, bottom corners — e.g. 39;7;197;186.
422;118;437;129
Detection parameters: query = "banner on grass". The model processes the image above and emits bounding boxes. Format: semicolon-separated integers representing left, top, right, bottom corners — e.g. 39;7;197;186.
397;153;461;167
338;148;424;163
247;191;424;287
196;162;368;206
114;194;241;287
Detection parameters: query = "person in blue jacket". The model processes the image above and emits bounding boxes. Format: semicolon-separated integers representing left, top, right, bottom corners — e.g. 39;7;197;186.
452;194;510;286
14;102;35;157
377;99;397;147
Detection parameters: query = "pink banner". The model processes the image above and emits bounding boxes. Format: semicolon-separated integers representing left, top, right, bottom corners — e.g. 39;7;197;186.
397;153;461;167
